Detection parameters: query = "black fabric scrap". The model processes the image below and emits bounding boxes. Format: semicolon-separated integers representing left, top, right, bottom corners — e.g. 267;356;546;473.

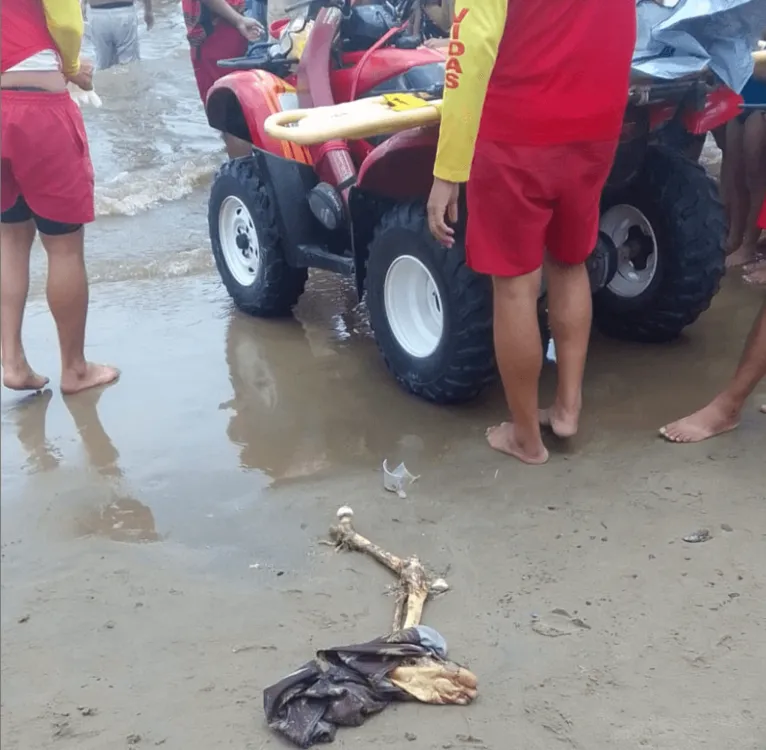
263;627;442;748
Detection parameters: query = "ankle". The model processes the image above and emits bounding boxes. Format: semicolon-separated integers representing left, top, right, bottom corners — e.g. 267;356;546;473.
2;351;29;371
61;358;88;376
710;392;743;419
553;394;582;416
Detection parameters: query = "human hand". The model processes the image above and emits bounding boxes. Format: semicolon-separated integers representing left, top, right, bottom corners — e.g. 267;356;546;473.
66;58;94;91
427;177;459;247
423;37;449;51
145;9;155;29
236;16;264;42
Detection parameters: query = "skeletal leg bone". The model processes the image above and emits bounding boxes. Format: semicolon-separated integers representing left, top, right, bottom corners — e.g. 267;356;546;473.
329;506;448;631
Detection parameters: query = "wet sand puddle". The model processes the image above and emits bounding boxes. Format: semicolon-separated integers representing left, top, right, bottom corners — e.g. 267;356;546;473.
3;264;765;559
0;0;754;569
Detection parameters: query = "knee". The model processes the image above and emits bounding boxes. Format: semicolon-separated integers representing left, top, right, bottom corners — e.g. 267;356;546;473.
492;270;542;303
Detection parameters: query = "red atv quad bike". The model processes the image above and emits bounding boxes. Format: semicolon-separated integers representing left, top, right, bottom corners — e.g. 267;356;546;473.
205;0;739;405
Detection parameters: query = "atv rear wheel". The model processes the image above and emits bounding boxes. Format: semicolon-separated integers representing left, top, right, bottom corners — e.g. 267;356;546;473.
366;202;495;404
594;145;726;343
209;157;307;317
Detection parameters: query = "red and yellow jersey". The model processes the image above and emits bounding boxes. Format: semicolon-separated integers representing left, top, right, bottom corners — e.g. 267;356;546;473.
1;0;83;76
434;0;636;183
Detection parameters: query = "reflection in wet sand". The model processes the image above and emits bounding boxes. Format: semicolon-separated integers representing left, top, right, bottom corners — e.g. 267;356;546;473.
11;391;62;473
7;389;159;543
65;391;160;543
221;311;454;485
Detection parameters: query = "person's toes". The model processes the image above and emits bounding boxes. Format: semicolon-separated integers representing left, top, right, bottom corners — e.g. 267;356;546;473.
3;366;50;392
760;404;766;414
61;363;120;395
726;245;756;268
486;422;549;465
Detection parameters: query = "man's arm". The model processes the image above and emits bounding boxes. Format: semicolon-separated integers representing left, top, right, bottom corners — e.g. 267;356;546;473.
200;0;246;27
41;0;84;77
433;0;508;183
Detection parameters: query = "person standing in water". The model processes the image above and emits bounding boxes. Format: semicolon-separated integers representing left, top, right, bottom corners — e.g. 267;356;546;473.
427;0;635;464
183;0;263;158
83;0;154;70
1;0;119;394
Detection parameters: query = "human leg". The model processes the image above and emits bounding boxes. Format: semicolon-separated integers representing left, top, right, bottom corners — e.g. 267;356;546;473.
660;299;766;442
541;256;592;437
466;140;554;464
10;92;118;392
0;199;49;391
724;117;749;262
89;9;118;70
739;112;766;256
114;7;141;64
541;139;618;436
191;24;251;159
488;272;549;464
38;226;119;394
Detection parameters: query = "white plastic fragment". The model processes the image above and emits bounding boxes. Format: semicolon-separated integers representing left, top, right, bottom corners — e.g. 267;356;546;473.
68;83;102;108
382;460;419;498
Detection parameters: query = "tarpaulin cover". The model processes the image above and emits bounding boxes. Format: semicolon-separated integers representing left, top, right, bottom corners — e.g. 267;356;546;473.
633;0;766;92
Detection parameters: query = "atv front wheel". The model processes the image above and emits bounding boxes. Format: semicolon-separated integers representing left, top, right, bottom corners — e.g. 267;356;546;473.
594;146;726;343
209;157;307;317
366;203;495;404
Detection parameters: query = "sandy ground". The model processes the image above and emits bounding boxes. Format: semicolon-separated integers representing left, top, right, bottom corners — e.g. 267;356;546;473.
1;264;765;749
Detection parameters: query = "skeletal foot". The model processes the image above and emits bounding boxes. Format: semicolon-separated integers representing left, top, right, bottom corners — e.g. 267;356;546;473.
539;404;580;438
486;422;549;465
61;363;120;395
726;243;757;268
659;399;740;444
2;361;49;392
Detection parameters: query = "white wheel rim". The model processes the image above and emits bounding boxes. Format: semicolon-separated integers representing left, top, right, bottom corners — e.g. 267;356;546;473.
599;204;659;298
219;196;261;287
383;255;444;359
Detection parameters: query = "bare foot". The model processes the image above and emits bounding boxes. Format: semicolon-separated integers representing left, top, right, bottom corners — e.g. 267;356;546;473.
2;362;50;392
659;399;740;443
726;244;757;268
61;363;120;395
539;405;580;438
486;422;549;465
761;405;765;414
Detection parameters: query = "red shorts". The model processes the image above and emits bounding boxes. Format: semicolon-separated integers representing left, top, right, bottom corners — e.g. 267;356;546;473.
191;23;247;105
759;197;766;230
466;139;619;277
1;90;95;224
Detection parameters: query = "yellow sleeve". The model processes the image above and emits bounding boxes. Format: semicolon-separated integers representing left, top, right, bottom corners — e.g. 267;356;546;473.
433;0;508;183
41;0;84;76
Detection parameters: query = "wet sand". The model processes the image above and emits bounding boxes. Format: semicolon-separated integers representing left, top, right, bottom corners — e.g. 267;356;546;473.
2;261;765;749
2;2;766;747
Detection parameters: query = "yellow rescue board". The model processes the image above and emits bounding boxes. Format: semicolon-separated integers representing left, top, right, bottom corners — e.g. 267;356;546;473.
264;94;443;146
265;49;765;147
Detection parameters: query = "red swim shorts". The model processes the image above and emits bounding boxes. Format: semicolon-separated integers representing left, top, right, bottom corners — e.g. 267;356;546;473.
759;196;766;230
466;138;619;277
190;23;247;105
1;90;95;224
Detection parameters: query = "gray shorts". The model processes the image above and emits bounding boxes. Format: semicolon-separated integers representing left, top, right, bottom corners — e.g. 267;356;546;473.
90;5;140;70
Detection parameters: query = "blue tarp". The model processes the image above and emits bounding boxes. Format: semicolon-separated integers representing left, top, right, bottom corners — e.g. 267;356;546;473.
633;0;766;93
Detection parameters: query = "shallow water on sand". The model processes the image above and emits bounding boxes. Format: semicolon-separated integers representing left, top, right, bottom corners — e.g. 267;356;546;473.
2;0;757;562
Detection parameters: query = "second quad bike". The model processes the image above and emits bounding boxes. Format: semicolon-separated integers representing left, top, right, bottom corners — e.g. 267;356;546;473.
205;0;739;405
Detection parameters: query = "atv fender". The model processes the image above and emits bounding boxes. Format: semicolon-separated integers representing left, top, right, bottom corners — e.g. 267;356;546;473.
205;70;313;165
356;126;440;201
